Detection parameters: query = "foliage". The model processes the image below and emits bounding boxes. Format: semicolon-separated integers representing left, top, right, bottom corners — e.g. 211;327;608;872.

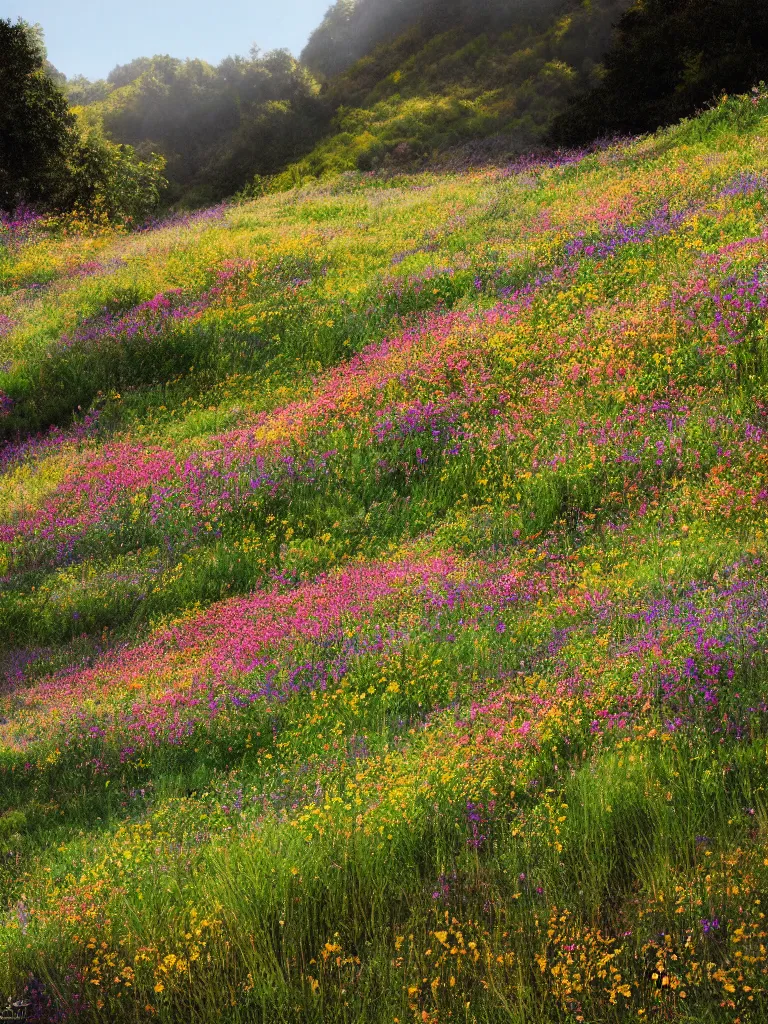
58;110;168;226
0;18;76;213
60;0;768;207
67;1;632;206
65;74;112;106
551;0;768;143
300;0;562;80
3;89;768;1022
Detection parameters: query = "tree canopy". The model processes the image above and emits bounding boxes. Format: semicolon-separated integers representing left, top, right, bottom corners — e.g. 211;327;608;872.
68;49;325;206
0;18;167;222
11;0;768;216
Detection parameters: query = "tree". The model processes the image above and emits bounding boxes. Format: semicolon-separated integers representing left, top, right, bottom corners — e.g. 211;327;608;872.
0;19;166;222
0;18;76;212
74;50;324;205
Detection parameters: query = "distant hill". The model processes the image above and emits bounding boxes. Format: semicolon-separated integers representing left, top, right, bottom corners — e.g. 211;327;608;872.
300;0;545;80
70;0;631;206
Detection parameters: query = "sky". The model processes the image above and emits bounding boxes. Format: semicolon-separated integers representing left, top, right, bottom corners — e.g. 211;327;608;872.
9;0;333;79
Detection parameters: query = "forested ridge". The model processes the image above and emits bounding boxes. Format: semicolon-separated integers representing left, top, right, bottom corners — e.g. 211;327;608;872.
58;0;631;206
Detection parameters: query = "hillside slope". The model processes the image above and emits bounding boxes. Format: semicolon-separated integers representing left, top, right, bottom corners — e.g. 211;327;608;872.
2;91;768;1021
288;0;629;181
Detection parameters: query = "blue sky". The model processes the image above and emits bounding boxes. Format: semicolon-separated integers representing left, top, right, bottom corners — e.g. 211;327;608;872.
10;0;332;79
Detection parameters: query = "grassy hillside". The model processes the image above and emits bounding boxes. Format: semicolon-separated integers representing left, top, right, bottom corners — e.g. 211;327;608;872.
2;90;768;1021
289;0;630;179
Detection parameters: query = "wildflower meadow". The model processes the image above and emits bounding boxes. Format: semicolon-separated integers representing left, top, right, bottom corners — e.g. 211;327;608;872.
4;90;768;1022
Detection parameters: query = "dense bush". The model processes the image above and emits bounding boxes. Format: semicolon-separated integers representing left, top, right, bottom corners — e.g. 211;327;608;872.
58;111;167;225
